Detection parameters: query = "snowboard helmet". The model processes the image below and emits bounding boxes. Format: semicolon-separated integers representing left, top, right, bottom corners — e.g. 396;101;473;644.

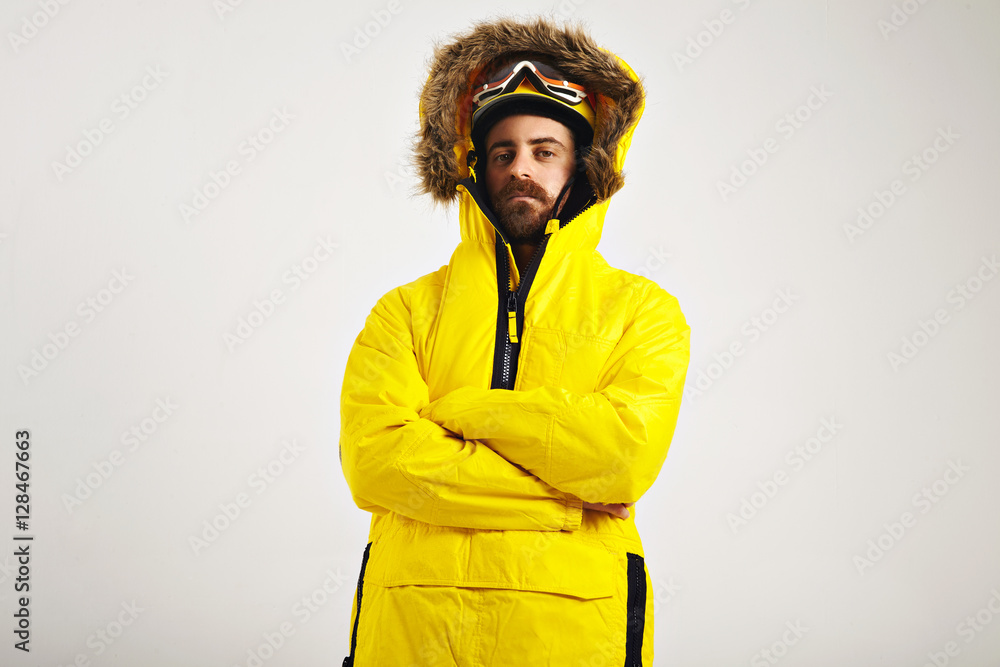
468;54;597;170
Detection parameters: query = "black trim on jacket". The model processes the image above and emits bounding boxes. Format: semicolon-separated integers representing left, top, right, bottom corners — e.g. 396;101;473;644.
625;552;648;666
343;542;372;667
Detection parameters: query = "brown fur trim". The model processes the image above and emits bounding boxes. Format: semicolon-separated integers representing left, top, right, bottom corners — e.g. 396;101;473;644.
410;15;644;205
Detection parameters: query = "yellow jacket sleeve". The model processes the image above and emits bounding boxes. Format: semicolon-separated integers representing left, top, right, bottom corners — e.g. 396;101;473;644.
340;285;584;532
419;285;690;504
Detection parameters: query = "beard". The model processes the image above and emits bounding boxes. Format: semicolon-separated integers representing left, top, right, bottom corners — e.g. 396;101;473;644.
492;180;560;243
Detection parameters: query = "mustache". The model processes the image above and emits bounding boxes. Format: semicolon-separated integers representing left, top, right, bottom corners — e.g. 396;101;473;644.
500;181;546;200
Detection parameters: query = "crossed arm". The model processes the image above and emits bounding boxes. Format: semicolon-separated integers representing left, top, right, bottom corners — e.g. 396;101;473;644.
339;282;690;532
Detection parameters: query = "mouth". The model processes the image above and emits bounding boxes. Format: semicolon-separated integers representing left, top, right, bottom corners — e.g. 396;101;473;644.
508;194;536;202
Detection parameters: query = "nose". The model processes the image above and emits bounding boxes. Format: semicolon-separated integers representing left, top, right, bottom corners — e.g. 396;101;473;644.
509;150;534;179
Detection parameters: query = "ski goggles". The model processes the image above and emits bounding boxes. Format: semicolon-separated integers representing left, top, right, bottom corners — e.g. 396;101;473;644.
472;60;590;108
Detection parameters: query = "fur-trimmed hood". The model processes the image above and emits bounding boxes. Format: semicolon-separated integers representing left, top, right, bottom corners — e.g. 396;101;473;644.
413;16;645;207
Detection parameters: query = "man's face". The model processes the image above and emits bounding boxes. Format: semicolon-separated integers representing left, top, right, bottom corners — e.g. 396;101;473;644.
483;114;576;243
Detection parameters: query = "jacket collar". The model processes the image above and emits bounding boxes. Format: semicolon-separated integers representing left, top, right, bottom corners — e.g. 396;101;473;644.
455;173;608;254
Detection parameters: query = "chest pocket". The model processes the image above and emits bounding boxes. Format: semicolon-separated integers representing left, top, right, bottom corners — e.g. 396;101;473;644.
514;326;616;395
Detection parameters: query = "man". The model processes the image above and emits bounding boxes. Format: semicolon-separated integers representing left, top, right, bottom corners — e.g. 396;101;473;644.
484;112;577;274
339;16;690;666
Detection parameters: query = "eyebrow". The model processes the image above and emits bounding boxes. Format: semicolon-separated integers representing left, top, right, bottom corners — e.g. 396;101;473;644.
487;136;568;155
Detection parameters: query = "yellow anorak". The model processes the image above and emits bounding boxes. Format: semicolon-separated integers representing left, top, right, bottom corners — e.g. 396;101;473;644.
340;16;690;666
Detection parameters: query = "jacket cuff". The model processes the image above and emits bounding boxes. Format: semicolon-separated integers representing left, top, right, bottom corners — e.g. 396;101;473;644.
562;497;584;531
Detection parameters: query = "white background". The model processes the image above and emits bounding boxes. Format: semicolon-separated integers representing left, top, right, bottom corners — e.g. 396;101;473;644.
2;1;998;665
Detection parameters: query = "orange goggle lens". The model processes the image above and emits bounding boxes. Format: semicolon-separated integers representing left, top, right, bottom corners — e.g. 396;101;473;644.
472;60;588;107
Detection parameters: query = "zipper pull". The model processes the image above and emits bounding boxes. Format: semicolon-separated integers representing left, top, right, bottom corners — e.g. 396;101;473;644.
506;290;518;344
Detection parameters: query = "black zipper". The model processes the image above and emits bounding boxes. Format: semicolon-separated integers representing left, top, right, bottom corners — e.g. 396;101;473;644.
624;552;647;666
457;175;595;391
490;204;597;390
493;234;548;390
492;196;596;390
343;542;372;667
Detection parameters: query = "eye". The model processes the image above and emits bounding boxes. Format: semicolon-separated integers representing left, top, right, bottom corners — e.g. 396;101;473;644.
538;150;554;157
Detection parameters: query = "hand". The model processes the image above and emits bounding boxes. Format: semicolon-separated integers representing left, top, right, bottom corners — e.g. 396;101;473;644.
583;501;635;519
